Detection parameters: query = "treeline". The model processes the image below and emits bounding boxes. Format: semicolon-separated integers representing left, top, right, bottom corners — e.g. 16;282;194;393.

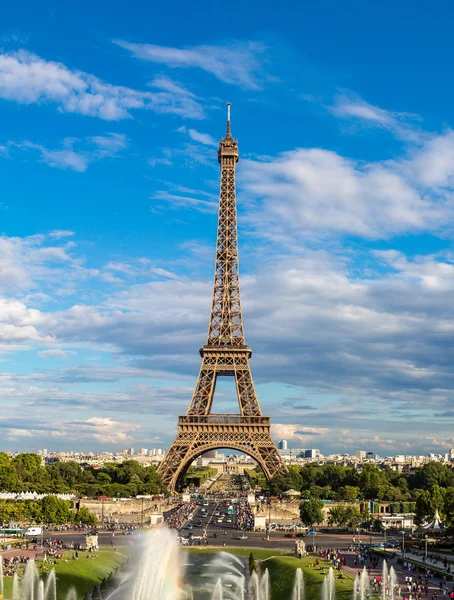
0;496;96;525
263;462;454;501
184;467;218;487
0;453;166;498
255;462;454;532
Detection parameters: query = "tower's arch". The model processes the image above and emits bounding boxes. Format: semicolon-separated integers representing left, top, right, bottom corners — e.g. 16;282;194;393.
171;442;274;491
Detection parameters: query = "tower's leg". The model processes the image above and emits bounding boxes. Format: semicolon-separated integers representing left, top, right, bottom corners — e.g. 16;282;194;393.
234;360;262;416
187;357;217;415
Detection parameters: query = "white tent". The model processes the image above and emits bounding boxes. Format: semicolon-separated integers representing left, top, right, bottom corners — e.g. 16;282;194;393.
422;509;443;531
283;489;301;497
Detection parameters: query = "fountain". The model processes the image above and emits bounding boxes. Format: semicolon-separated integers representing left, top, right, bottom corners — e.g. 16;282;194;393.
353;568;369;600
292;569;304;600
0;528;336;600
379;561;397;600
321;568;335;600
381;561;388;600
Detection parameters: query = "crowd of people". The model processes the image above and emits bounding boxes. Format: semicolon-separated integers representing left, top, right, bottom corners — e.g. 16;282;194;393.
319;548;348;570
236;499;254;531
0;553;31;577
165;500;196;530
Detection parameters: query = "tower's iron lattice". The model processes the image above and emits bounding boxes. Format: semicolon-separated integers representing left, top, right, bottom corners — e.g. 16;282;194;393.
158;105;287;491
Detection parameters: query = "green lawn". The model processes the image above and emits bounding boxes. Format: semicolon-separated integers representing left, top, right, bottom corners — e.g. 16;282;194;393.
187;546;293;559
2;549;126;600
189;547;355;600
264;556;354;600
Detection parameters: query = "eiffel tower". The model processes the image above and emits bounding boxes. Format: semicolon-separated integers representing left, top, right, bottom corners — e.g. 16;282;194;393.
158;105;287;492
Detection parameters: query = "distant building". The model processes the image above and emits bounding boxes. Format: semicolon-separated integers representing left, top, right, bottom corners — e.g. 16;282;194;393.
42;449;48;456
128;447;135;456
356;450;366;460
203;450;217;458
279;448;308;458
278;440;288;450
304;449;320;459
366;451;379;460
139;448;148;455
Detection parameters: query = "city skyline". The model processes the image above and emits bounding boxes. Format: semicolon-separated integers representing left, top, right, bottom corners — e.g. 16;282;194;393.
1;1;454;455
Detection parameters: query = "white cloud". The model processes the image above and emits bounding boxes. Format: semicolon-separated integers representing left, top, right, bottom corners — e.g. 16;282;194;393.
90;132;128;155
177;126;217;147
38;349;75;359
241;133;454;240
70;416;141;444
21;140;89;172
407;130;454;187
114;39;266;90
16;133;128;172
329;93;422;141
0;50;205;120
152;190;218;213
49;230;75;239
271;424;330;442
0;233;102;295
8;428;34;439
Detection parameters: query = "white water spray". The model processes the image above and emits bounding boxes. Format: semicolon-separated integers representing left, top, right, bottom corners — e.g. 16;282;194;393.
292;569;304;600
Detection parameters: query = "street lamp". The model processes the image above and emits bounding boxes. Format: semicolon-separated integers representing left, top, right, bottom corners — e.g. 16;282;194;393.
424;535;428;563
267;498;271;541
401;530;405;561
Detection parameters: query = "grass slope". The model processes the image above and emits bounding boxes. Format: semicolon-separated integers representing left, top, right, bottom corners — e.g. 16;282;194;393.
2;550;126;600
187;546;293;560
188;547;354;600
264;556;353;600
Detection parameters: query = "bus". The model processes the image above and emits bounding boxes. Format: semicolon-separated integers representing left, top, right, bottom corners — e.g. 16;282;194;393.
0;527;23;537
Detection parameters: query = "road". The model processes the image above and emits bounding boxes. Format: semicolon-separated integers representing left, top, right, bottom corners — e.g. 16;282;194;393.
175;499;388;550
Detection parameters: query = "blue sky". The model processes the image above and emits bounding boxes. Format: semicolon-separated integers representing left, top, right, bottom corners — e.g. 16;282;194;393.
1;0;454;455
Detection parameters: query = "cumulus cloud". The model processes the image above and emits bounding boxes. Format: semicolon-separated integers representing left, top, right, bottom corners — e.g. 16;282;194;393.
240;132;454;239
0;415;144;446
114;39;267;90
271;424;330;443
0;50;205;120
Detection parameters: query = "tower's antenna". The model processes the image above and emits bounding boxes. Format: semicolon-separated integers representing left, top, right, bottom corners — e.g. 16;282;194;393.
226;102;231;137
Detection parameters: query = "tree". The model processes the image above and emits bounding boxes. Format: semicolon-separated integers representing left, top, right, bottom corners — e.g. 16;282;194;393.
299;498;324;528
73;507;97;526
97;472;112;484
328;506;347;527
373;518;384;532
41;495;72;525
409;463;454;490
344;506;362;528
307;485;332;499
0;453;18;491
443;487;454;531
415;485;445;526
336;486;359;501
248;553;257;575
360;508;373;529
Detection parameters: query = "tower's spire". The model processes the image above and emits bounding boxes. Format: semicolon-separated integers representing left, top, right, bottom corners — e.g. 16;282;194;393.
226;102;231;137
